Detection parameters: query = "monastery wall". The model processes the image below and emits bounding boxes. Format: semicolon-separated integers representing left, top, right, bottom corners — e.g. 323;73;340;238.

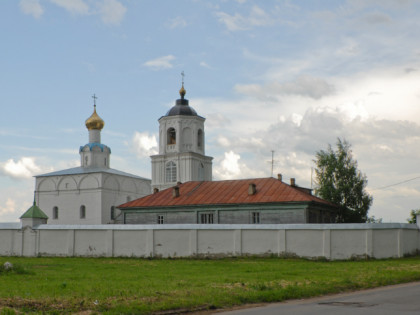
0;223;419;260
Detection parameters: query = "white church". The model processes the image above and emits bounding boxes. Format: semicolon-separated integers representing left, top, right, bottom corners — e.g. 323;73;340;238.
34;83;213;224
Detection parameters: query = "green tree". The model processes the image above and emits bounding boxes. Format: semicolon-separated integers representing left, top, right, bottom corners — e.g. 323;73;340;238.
314;138;373;223
407;209;420;224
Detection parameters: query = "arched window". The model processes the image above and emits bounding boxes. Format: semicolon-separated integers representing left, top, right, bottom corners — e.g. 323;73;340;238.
198;163;204;181
85;156;88;166
80;205;86;219
111;206;115;220
166;161;177;182
53;206;58;219
167;128;176;144
197;129;203;148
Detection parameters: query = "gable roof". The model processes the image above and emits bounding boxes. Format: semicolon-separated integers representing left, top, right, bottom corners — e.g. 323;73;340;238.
118;177;337;209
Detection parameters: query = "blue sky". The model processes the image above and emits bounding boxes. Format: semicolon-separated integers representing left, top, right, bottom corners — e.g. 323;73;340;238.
2;0;420;222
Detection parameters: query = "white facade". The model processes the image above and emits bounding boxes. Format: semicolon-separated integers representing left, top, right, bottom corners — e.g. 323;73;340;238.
35;105;151;225
151;86;213;191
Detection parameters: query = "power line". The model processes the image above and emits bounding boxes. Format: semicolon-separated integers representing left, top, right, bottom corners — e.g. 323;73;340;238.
371;176;420;191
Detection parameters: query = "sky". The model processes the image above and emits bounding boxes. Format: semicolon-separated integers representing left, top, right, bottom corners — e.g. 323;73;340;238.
1;0;420;223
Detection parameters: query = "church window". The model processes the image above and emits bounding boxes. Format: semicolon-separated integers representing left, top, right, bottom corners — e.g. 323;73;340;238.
198;163;204;181
104;158;107;166
53;206;58;219
111;206;115;220
157;215;164;224
80;205;86;219
252;212;260;224
165;161;177;182
200;213;214;224
167;128;176;144
85;156;88;166
197;129;203;148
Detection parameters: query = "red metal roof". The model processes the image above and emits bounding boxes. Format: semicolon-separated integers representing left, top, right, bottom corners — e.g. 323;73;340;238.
118;177;336;209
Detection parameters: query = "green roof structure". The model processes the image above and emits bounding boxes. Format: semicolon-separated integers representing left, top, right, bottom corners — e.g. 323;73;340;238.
20;201;48;219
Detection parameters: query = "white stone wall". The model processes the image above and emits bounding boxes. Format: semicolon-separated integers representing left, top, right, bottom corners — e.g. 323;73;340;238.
0;223;418;260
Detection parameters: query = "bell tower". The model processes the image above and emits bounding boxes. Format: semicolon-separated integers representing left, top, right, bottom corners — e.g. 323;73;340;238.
151;78;213;191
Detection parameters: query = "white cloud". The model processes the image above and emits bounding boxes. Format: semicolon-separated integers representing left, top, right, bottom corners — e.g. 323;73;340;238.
167;16;187;29
214;151;241;179
0;198;18;215
49;0;89;15
216;5;272;31
235;75;336;100
0;157;41;179
97;0;126;25
132;131;158;158
200;61;211;68
143;55;176;70
19;0;44;19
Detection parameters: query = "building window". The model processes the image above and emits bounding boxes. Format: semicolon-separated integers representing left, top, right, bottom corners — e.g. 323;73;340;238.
197;129;203;148
53;206;58;219
200;213;214;224
252;212;260;224
80;205;86;219
167;128;176;144
111;206;115;220
198;163;204;181
165;161;177;182
157;215;164;224
127;196;131;202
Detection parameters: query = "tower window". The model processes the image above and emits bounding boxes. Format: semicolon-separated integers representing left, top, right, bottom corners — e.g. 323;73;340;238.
198;163;204;181
53;206;59;219
80;205;86;219
165;161;177;182
197;129;203;148
111;206;115;220
167;128;176;144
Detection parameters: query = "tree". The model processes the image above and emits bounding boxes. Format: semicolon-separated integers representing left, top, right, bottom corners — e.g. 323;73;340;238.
407;209;420;224
314;138;373;223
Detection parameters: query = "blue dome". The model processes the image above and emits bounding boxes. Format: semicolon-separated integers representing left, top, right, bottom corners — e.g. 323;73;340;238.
79;142;111;153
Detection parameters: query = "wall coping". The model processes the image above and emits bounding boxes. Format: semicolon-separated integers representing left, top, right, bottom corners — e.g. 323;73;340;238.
0;223;416;231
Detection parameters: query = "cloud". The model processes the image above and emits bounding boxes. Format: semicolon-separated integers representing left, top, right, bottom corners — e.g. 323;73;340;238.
234;75;336;100
49;0;89;15
143;55;176;70
0;157;42;179
167;16;187;29
200;61;211;68
213;150;265;180
97;0;126;25
19;0;44;19
0;198;18;215
216;5;273;31
131;131;158;158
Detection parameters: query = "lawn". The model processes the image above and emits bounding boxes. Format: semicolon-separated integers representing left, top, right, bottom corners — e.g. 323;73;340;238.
1;256;420;314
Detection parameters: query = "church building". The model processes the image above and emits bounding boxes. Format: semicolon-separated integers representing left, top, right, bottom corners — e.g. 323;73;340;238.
34;98;151;225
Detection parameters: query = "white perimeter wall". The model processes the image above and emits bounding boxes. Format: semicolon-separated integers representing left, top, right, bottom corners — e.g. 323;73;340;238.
0;223;419;260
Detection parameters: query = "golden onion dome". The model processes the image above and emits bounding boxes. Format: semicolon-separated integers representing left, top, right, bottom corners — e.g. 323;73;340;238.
179;84;186;99
85;105;105;130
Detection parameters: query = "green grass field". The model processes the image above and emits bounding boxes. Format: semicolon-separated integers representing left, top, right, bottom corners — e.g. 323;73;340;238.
1;256;420;314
